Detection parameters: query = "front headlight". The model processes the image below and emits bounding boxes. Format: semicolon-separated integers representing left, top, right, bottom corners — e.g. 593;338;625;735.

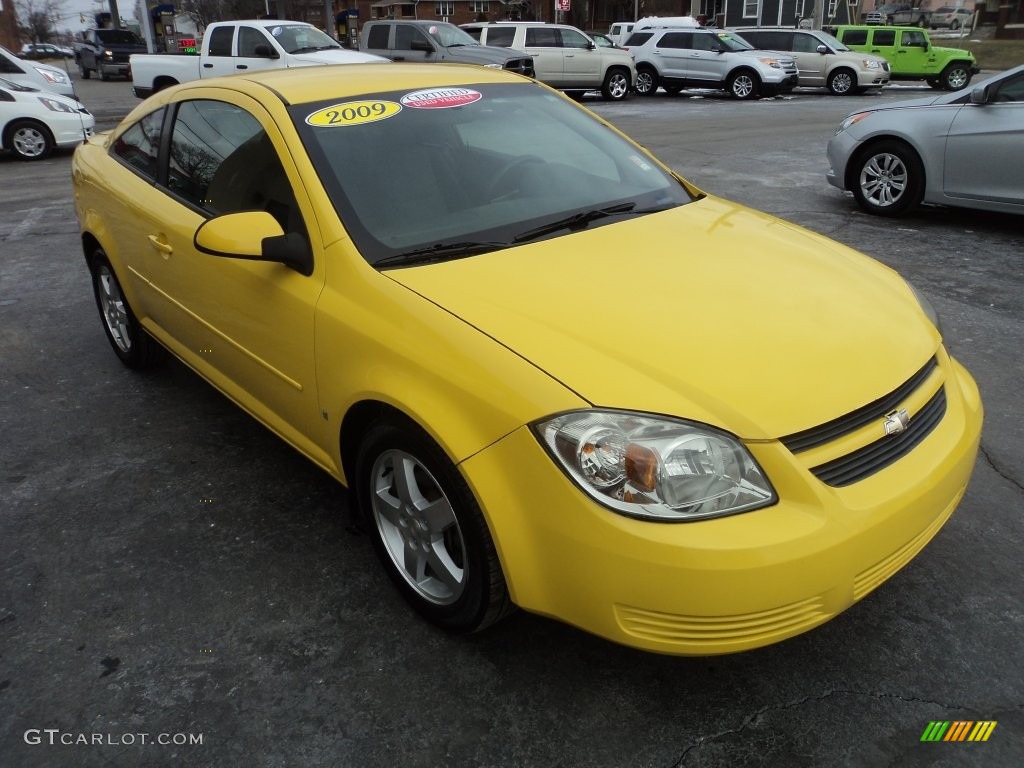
862;59;882;70
38;96;78;113
34;67;69;85
906;279;942;335
483;63;503;69
758;57;782;69
533;410;777;522
835;111;871;134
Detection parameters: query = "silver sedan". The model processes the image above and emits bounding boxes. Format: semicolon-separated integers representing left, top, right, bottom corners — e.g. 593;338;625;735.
826;65;1024;217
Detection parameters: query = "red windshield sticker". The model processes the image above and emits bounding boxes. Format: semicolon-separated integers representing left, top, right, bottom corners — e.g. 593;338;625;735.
400;88;482;109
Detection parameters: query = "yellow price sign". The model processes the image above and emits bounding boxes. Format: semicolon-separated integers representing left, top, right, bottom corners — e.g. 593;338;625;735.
305;101;402;127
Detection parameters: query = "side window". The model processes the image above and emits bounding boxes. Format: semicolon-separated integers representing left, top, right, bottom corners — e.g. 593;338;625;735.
739;31;763;47
110;107;165;180
690;33;718;52
526;28;560;47
166;100;301;235
559;29;591;49
791;33;820;53
873;29;896;46
900;30;925;47
658;32;693;49
841;29;868;45
207;26;234;57
757;31;790;50
237;26;271;57
366;24;390;49
992;72;1024;102
395;25;430;50
623;32;653;46
486;27;516;47
462;27;482;41
0;55;25;74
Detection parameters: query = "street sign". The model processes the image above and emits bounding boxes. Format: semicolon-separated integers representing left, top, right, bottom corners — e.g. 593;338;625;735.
556;0;570;10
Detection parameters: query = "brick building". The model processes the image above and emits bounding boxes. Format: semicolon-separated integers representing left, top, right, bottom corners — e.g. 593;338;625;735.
1;0;22;51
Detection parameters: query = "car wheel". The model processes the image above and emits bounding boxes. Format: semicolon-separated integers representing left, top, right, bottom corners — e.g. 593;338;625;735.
940;63;971;91
635;66;659;96
917;15;928;27
89;250;159;369
728;69;760;100
6;120;54;160
601;67;630;101
827;68;856;95
950;19;961;30
850;140;924;217
355;417;513;633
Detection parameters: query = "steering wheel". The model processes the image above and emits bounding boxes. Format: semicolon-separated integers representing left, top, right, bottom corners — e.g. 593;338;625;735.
486;156;545;201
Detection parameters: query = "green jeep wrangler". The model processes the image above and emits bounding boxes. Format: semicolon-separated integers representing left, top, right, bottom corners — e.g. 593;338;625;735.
832;25;977;90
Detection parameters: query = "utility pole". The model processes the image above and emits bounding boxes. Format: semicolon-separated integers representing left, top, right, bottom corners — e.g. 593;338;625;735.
109;0;122;28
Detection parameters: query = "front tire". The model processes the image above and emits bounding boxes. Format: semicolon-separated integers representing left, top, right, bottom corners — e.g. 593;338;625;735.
850;140;925;217
88;250;159;368
355;418;513;633
635;66;659;96
601;67;630;101
827;68;856;96
940;63;972;91
6;120;54;160
728;69;760;100
950;19;961;30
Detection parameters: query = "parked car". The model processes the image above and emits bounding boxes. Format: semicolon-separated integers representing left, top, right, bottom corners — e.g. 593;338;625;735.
930;6;974;30
827;64;1024;216
732;27;890;95
460;22;635;100
0;44;75;98
75;27;147;80
866;3;931;26
20;43;75;59
624;27;799;99
360;20;534;77
72;64;981;656
607;21;635;46
0;76;93;159
833;25;977;90
131;19;385;99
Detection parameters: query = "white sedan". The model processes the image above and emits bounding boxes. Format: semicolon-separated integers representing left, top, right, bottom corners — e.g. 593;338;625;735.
931;7;974;30
827;65;1024;216
0;77;94;160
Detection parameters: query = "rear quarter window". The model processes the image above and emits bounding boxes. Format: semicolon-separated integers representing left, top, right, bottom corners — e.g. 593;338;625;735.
366;25;389;49
624;32;653;46
841;29;868;45
873;29;896;46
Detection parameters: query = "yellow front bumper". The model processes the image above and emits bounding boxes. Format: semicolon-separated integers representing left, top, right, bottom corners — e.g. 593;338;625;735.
461;356;983;655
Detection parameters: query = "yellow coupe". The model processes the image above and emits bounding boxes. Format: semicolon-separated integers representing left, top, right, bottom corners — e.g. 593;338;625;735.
72;65;982;655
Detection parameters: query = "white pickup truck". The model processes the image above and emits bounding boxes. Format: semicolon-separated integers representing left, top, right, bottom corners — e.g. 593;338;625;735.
130;19;385;98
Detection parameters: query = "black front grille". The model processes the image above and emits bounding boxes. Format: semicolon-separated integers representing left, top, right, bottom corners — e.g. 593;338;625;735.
505;59;535;78
809;387;947;487
781;356;938;454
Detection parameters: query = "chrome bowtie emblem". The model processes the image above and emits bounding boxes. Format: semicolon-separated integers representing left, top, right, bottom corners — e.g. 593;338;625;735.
883;408;911;436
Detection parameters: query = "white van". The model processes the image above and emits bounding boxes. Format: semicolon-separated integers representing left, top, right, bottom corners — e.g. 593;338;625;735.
0;45;76;98
607;22;635;46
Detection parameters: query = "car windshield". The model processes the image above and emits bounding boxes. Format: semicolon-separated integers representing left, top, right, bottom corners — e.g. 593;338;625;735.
715;32;754;52
269;24;341;53
96;30;144;45
426;23;480;47
816;31;849;51
292;82;694;267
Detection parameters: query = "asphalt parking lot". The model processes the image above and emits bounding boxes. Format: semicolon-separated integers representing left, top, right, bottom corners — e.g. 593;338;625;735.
1;71;1022;767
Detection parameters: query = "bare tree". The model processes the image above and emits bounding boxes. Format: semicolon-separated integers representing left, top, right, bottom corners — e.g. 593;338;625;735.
15;0;68;42
178;0;267;31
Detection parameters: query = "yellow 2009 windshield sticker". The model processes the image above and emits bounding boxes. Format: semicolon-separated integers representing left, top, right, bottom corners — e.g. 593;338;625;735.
305;101;402;127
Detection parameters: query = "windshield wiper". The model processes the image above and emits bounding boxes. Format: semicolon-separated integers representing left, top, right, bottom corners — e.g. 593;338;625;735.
512;203;638;244
375;240;509;268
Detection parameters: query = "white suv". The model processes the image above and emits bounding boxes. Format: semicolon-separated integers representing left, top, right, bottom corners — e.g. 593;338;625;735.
461;22;636;101
624;28;799;99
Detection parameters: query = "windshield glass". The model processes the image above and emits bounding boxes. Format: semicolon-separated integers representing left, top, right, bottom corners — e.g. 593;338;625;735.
817;31;849;51
269;24;340;53
715;32;754;52
293;82;694;266
96;29;144;45
426;23;480;47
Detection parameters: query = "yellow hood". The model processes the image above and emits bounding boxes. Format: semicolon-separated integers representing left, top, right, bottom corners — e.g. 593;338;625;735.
386;197;938;439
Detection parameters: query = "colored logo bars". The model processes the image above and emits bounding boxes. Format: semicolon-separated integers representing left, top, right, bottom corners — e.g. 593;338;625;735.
920;721;997;742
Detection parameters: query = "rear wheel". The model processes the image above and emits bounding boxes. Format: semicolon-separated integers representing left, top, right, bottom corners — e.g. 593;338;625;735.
601;67;631;101
88;250;159;369
6;120;54;160
950;19;961;30
355;418;513;633
728;69;760;100
850;139;925;217
635;66;659;96
827;68;856;95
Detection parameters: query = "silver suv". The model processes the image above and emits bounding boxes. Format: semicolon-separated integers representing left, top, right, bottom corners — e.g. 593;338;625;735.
731;27;889;95
461;22;635;101
624;28;799;99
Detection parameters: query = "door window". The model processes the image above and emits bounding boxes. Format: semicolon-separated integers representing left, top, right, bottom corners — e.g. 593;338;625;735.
559;28;591;49
366;25;389;48
238;26;272;57
395;25;431;50
873;29;896;46
841;29;867;45
486;27;515;46
526;28;560;47
207;26;234;56
658;32;693;49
